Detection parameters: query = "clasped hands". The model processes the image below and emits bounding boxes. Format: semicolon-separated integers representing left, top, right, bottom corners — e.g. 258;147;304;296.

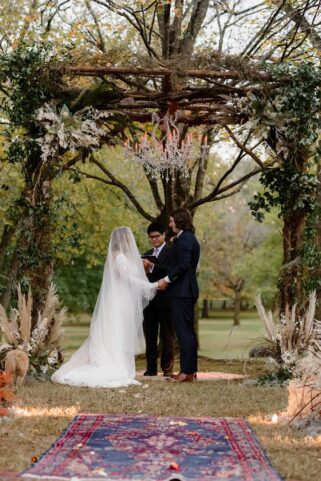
157;278;168;291
142;259;167;290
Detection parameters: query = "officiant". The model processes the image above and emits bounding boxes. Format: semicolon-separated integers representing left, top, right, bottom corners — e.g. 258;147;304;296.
142;222;175;377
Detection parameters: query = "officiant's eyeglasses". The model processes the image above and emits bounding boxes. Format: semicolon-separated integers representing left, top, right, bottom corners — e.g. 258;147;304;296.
148;234;162;239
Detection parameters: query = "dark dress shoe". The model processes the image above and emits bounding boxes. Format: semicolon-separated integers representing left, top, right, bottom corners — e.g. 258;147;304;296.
170;372;194;382
163;372;174;377
143;371;157;376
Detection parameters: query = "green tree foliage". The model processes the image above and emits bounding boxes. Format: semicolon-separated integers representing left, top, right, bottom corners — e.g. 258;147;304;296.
0;44;115;316
248;63;321;307
197;184;282;323
0;44;59;312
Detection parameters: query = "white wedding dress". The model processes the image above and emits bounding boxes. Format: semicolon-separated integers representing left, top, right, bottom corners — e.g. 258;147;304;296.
52;227;157;388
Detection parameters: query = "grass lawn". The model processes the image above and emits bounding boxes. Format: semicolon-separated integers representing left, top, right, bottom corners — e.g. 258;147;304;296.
1;311;319;481
1;357;320;481
63;310;264;359
199;310;263;358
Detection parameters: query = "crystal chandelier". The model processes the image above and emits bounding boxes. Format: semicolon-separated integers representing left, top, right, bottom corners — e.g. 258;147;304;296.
123;112;207;181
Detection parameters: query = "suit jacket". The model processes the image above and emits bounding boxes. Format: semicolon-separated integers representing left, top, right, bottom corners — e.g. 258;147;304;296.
144;243;170;308
166;230;200;299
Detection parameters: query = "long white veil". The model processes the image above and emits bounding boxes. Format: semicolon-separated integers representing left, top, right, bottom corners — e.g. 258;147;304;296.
52;226;156;388
90;226;155;357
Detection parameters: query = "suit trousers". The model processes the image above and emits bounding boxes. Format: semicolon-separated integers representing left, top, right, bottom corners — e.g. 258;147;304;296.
170;298;198;374
143;303;175;374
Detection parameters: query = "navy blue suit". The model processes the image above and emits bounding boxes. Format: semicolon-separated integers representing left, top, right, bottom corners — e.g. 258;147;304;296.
143;244;175;374
167;230;200;374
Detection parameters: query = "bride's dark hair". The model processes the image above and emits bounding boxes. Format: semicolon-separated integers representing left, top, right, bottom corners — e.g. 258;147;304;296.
111;226;132;255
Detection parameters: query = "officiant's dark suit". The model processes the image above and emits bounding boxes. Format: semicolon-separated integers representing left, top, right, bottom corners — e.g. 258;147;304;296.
163;208;200;381
143;222;175;376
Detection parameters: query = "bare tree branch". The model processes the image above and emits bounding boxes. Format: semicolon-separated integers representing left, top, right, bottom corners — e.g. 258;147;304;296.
193;128;216;202
56;64;273;81
241;0;287;58
143;168;164;211
85;0;107;52
278;0;321;52
191;165;263;209
90;156;155;221
224;125;265;168
93;0;160;59
180;0;210;56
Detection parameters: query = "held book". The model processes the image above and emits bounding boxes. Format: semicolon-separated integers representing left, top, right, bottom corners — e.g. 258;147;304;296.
141;255;158;263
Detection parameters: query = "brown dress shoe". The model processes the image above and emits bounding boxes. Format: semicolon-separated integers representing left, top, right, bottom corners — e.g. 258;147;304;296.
170;372;194;382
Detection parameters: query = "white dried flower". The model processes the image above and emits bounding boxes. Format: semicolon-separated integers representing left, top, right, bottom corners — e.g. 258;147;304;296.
36;104;111;162
281;351;296;366
0;343;11;352
40;365;48;374
47;350;58;366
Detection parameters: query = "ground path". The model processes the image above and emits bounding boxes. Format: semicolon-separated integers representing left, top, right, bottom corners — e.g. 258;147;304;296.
136;371;247;381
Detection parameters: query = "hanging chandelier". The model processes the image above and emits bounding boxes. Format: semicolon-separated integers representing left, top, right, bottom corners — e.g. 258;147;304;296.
123;111;208;181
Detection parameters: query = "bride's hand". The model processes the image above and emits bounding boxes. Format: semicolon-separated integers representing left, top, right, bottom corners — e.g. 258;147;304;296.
157;279;168;291
143;259;153;272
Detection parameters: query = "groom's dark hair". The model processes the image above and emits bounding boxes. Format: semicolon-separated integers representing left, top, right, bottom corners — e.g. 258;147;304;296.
171;208;195;233
147;221;165;235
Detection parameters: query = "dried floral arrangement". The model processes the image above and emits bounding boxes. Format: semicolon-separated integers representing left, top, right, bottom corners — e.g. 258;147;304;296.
0;284;65;380
37;104;111;161
255;291;321;385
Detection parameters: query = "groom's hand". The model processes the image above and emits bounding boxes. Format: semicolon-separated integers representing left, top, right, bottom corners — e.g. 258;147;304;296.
158;279;168;291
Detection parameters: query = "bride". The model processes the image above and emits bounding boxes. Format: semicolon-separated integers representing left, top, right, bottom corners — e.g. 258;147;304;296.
52;226;158;388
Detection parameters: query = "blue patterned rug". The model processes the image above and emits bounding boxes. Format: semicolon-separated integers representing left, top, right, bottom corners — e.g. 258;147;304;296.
22;414;283;481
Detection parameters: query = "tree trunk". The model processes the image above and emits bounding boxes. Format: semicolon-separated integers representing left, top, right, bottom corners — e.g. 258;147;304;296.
0;173;54;318
279;209;306;312
15;161;54;325
201;298;209;318
314;163;321;320
0;252;19;310
233;290;241;326
0;225;15;271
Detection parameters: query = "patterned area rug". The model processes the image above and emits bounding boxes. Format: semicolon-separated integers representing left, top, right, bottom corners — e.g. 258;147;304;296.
0;474;56;481
22;414;283;481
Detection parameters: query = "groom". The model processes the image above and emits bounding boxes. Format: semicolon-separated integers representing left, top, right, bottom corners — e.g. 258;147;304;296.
158;208;200;382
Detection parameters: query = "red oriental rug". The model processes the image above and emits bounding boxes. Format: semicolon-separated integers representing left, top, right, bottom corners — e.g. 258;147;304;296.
22;414;283;481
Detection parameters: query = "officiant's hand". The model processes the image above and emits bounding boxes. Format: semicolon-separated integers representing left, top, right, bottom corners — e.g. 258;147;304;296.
143;259;153;272
157;279;168;291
